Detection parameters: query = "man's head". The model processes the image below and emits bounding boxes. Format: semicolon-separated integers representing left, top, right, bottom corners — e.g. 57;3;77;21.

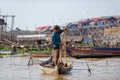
53;25;60;33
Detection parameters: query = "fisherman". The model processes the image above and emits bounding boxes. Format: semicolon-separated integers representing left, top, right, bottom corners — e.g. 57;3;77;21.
40;25;71;67
52;25;67;65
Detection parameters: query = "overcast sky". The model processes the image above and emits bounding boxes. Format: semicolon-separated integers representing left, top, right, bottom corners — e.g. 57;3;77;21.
0;0;120;30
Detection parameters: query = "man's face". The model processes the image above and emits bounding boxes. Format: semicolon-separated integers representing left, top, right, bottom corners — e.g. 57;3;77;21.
54;29;59;33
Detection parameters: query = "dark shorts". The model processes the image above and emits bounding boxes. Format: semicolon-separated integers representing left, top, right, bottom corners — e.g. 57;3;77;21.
54;46;59;50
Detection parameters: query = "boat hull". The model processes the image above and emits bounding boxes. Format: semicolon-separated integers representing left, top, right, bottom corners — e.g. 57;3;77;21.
40;63;73;74
0;50;11;55
69;47;120;58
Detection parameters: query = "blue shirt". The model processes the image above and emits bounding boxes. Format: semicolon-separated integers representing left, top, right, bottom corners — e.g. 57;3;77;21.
52;30;64;48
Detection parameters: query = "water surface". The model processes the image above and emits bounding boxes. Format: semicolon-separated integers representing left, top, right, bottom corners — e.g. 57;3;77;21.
0;56;120;80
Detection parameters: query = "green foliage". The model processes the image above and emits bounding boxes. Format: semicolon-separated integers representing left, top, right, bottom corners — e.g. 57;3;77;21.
1;47;10;50
27;46;54;53
0;55;3;58
17;49;24;54
0;44;11;50
16;49;26;57
41;49;54;53
27;46;39;51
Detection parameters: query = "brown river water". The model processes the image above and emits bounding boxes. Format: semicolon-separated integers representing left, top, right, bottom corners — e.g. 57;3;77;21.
0;56;120;80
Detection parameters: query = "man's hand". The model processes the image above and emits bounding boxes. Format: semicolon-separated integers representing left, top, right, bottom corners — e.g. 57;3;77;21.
64;28;68;31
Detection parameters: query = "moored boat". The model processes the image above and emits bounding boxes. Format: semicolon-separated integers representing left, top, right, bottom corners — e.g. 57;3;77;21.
68;47;120;58
0;50;11;55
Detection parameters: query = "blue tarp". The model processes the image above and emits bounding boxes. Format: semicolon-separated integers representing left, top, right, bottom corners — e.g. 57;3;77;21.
0;50;11;52
108;21;114;26
92;47;120;50
69;24;78;29
97;21;103;27
83;38;92;43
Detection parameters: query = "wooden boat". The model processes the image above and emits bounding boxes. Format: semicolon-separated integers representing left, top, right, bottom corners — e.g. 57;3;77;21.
40;31;73;74
30;52;51;57
0;50;11;55
68;47;120;58
40;61;73;74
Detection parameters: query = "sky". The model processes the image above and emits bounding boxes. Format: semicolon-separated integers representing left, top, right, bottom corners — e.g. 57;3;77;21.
0;0;120;30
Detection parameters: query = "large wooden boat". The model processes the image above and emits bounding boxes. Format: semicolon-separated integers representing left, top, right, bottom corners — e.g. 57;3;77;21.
68;47;120;58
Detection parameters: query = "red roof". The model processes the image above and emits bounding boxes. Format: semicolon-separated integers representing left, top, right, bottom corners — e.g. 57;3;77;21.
36;26;50;30
90;18;99;22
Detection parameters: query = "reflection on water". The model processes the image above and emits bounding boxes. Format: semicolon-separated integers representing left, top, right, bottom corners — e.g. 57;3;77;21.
0;56;120;80
41;74;67;80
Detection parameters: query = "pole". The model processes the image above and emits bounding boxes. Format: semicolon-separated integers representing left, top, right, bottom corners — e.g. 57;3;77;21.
0;8;1;16
64;30;67;65
1;16;5;41
0;15;15;40
1;25;3;41
0;10;2;40
11;16;15;41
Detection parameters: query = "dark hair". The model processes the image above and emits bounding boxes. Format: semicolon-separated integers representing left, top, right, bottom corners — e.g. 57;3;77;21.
50;29;53;32
54;25;60;30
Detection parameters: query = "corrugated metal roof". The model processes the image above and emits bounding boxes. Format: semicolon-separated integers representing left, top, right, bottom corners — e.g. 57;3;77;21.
17;34;47;40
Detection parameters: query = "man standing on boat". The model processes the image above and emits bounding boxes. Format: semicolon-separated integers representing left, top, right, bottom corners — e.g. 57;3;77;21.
52;25;67;65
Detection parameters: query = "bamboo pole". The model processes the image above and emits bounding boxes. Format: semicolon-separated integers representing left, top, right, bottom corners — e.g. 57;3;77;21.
64;30;67;65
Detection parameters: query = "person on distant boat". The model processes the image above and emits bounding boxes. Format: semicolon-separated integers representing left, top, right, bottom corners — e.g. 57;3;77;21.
52;25;67;65
11;44;17;55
